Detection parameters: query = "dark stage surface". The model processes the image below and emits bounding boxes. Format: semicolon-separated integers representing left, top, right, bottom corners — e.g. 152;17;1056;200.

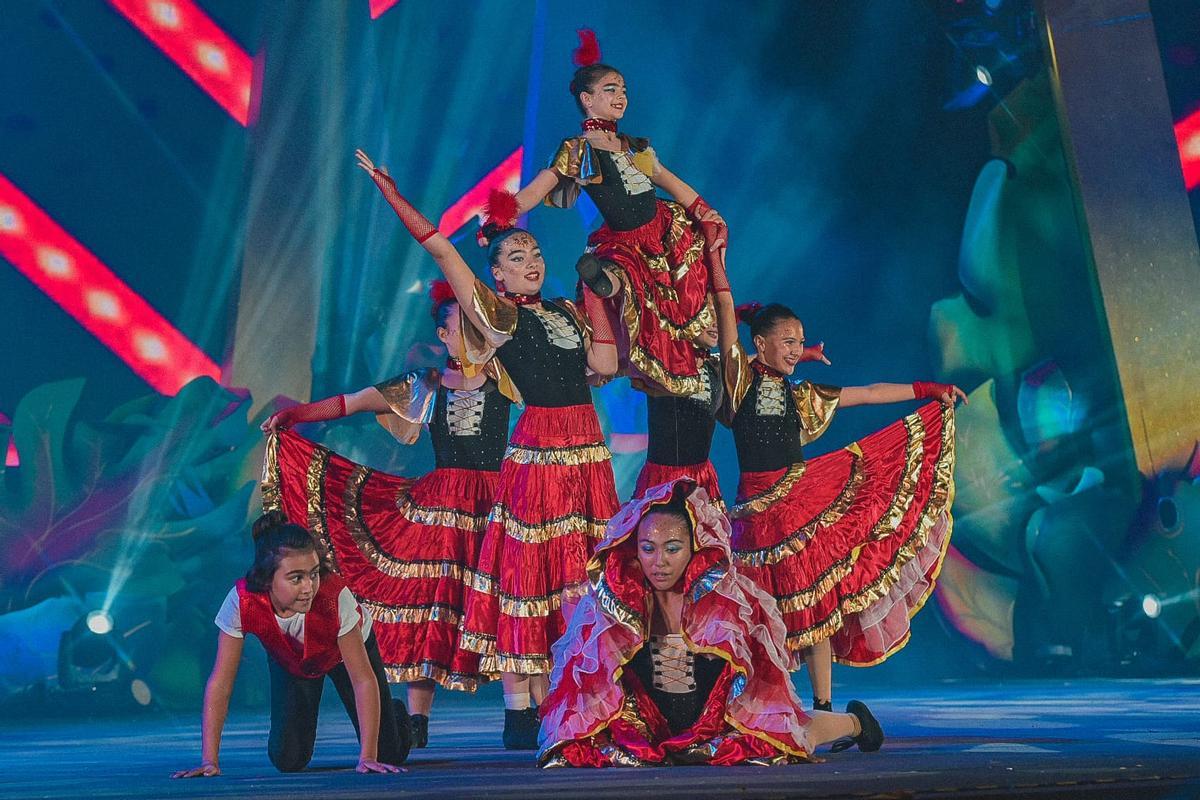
2;679;1199;800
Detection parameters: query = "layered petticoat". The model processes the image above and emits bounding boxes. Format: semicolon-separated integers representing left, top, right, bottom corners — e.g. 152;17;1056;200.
538;480;819;767
589;200;715;396
633;459;724;510
262;430;495;690
458;405;620;674
730;402;956;666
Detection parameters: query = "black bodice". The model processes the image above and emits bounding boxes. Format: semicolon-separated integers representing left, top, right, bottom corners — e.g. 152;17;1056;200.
582;149;659;231
731;374;806;473
645;359;722;466
495;301;592;408
627;641;725;735
427;381;512;471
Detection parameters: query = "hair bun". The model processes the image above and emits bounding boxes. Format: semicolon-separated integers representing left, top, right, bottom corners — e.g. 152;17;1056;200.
572;29;602;67
735;302;763;325
429;279;456;319
251;509;289;541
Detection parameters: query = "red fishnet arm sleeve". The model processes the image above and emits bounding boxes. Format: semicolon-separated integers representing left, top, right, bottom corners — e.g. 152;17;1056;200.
270;395;347;428
370;170;437;243
583;288;616;345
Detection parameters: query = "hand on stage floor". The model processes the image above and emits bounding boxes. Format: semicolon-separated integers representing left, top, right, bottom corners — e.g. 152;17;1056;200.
800;341;831;365
356;758;406;774
171;761;220;779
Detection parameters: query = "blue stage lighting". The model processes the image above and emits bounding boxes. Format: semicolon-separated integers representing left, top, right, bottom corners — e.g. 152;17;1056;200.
86;610;114;636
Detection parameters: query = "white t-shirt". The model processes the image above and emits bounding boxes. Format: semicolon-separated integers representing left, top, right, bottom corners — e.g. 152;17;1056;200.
214;585;372;644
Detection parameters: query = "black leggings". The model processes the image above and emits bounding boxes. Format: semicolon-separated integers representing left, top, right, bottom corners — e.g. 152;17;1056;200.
266;632;410;772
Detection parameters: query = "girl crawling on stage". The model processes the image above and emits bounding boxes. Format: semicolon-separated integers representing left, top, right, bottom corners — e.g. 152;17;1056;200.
172;515;408;778
538;479;883;767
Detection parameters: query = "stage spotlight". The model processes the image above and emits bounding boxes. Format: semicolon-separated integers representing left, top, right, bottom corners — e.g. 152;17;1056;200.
975;65;993;86
1142;594;1162;619
86;609;114;635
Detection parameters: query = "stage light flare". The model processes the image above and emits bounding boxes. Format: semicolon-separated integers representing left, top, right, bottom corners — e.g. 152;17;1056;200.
1175;107;1200;191
1141;594;1161;619
107;0;253;125
369;0;402;19
86;610;115;635
975;66;993;86
0;172;222;395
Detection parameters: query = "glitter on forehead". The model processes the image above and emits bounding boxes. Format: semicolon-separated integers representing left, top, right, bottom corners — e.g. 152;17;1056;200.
502;232;538;255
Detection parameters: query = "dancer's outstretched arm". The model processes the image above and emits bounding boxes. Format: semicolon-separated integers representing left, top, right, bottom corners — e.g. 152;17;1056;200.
261;388;391;432
513;169;560;215
356;149;492;336
840;381;967;409
171;632;243;778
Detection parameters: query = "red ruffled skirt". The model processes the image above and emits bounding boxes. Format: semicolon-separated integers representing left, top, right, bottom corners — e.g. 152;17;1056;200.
730;403;956;666
549;665;801;768
266;429;496;690
633;459;724;510
459;405;620;674
589;200;713;396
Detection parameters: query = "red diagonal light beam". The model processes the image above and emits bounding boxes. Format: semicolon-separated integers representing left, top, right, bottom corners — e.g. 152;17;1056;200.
437;147;524;237
108;0;253;125
1176;108;1200;192
369;0;402;19
0;173;222;396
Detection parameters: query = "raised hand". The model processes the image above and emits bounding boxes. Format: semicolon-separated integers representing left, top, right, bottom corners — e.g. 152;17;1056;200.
800;342;831;365
355;148;389;178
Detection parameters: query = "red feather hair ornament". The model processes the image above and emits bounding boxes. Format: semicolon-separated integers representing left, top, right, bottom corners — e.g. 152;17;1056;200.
476;188;520;247
429;279;456;318
572;29;602;67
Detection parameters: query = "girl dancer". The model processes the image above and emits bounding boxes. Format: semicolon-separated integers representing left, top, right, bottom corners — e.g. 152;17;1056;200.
173;516;407;777
259;282;513;748
356;149;621;749
508;30;728;396
727;301;964;713
539;479;883;767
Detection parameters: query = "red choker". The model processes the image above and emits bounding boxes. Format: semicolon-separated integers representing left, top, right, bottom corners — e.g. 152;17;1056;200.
582;118;617;134
445;356;463;372
503;291;542;306
752;359;786;379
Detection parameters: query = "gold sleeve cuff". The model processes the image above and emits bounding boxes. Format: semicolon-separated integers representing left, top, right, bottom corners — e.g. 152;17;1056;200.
545;138;602;209
373;368;439;444
792;381;842;445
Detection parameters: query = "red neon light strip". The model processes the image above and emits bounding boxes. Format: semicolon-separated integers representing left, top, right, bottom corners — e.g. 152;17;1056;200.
437;147;524;237
0;173;221;396
108;0;253;125
1176;108;1200;192
369;0;402;19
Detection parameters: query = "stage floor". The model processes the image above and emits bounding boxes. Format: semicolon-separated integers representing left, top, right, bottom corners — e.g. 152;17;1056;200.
2;678;1198;800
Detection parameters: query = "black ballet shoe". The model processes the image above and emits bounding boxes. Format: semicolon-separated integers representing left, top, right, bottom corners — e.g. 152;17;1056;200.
410;713;429;749
830;700;884;753
812;698;833;712
575;253;614;298
503;709;539;750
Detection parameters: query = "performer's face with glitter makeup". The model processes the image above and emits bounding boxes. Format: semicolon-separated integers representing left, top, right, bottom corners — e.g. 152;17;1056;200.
636;510;693;592
755;318;806;376
694;296;719;349
581;71;627;121
435;302;463;359
269;549;321;617
490;232;545;296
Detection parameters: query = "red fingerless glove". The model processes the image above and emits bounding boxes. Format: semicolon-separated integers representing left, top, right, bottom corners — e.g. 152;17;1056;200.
370;170;437;243
687;195;728;253
912;381;953;400
799;342;827;363
582;288;616;345
273;395;347;428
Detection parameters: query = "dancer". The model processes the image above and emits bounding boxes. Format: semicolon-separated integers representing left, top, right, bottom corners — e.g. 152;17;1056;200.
172;516;407;778
727;301;964;713
539;479;883;767
632;256;830;507
506;30;728;396
356;149;621;749
259;282;514;748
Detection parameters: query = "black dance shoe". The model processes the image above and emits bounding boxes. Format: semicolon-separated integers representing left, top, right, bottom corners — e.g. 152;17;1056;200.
812;698;833;712
502;708;540;750
410;713;429;748
575;253;614;298
831;700;884;753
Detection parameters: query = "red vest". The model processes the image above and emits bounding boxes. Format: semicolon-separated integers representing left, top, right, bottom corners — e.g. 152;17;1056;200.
236;574;355;679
